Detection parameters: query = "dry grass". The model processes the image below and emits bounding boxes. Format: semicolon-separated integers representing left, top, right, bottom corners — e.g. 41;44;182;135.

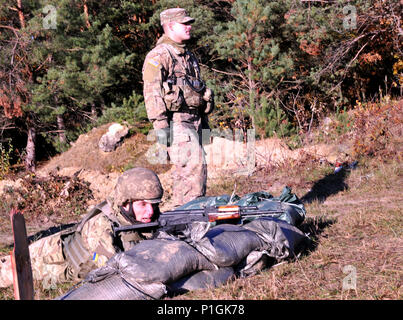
1;100;402;300
174;156;403;300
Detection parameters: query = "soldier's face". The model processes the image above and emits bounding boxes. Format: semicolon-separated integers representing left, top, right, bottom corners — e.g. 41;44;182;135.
124;200;156;223
170;21;192;42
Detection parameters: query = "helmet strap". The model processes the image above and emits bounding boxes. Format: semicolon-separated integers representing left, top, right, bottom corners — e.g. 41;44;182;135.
119;202;137;224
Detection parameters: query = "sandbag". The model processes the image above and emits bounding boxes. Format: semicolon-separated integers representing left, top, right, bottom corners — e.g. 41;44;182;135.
57;238;215;300
236;250;275;278
175;195;237;209
192;224;265;267
243;217;308;260
95;239;215;283
168;267;234;294
58;274;166;300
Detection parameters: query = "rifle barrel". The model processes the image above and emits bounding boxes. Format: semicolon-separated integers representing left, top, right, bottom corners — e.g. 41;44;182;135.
113;221;159;234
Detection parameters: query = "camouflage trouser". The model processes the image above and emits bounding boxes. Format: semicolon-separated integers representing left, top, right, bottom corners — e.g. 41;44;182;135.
0;233;68;288
169;121;207;207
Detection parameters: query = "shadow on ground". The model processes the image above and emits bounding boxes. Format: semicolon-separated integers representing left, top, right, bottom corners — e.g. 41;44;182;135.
297;216;337;255
301;168;349;204
294;168;350;255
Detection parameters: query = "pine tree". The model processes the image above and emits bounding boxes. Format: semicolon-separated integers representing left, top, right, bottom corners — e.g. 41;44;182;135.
207;0;294;131
1;0;155;167
0;0;40;171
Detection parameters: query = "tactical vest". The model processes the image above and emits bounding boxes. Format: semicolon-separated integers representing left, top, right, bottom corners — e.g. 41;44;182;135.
159;43;205;112
62;201;146;280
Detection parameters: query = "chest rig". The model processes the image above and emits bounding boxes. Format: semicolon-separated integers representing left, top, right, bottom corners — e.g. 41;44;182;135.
62;201;145;280
160;44;206;112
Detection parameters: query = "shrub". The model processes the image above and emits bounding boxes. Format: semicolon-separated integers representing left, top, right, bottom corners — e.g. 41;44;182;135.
251;97;297;139
96;92;151;134
0;140;13;180
350;98;403;159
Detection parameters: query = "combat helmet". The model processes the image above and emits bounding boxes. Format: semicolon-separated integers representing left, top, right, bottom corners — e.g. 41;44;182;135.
108;167;163;223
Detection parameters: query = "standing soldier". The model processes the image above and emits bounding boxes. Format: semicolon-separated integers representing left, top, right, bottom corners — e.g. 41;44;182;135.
142;8;214;207
0;167;163;288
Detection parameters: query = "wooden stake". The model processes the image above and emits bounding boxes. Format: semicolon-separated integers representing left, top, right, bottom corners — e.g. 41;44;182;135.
10;209;34;300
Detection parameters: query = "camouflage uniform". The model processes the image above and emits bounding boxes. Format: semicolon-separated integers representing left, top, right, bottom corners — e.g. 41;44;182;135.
142;8;214;207
0;168;163;288
0;211;116;288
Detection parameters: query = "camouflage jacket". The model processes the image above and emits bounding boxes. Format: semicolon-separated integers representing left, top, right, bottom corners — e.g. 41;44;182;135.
0;201;149;287
142;35;209;130
62;201;151;279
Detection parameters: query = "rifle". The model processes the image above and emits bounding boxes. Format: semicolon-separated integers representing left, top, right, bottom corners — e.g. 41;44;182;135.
113;205;285;236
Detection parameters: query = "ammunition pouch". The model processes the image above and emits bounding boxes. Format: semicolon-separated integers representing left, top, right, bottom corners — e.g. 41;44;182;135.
182;81;203;109
62;232;94;280
163;77;204;112
163;82;183;112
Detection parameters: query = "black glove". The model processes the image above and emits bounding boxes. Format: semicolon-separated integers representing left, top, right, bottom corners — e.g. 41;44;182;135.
154;127;171;147
202;88;214;114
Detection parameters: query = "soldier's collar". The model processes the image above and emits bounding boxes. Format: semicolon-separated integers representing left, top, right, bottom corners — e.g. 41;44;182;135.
157;34;187;55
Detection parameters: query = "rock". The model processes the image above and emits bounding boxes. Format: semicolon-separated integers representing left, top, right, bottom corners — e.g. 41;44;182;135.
322;117;334;135
98;123;129;152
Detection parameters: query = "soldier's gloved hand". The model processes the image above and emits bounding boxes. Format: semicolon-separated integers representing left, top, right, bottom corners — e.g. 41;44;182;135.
154;127;171;147
146;128;170;164
202;88;214;114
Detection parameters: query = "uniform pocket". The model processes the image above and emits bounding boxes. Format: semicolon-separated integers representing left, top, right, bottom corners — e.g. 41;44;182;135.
163;84;184;111
182;84;202;108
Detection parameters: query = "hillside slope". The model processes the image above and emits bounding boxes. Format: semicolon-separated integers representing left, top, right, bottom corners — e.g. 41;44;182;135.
0;99;401;300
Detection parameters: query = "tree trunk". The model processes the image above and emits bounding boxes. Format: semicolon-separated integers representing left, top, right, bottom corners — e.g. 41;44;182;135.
247;56;256;129
25;126;36;172
91;103;97;121
57;114;66;144
16;0;25;28
83;0;91;28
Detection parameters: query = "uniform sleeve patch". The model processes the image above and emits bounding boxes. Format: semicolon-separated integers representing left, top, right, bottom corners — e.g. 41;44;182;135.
143;60;162;82
148;59;160;68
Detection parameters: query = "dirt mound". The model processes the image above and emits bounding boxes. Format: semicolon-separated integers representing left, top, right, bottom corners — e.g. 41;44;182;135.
204;136;351;178
34;124;173;207
36;124;152;174
0;122;353;232
2;124;352;211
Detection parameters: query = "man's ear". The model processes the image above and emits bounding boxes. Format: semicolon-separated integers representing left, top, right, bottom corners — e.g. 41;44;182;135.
166;22;175;32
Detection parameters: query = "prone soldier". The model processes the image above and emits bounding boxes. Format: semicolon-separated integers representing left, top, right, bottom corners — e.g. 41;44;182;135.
0;167;163;288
